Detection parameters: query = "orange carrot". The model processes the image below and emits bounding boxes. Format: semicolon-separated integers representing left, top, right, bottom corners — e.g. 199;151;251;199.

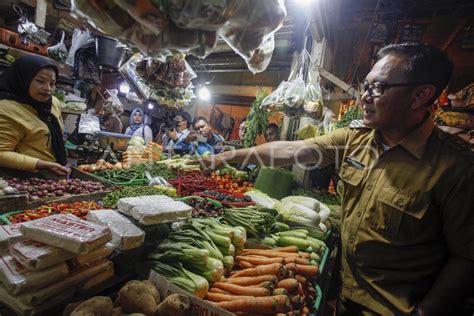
284;257;311;265
273;288;288;295
210;287;232;295
242;249;305;259
277;279;299;294
236;256;285;266
238;261;255;269
295;275;307;286
213;282;271;297
299;252;311;259
297;283;305;296
213;295;291;313
206;292;253;302
291;295;305;310
230;263;286;279
273;246;299;253
248;281;275;291
285;263;318;278
220;275;278;286
302;306;310;314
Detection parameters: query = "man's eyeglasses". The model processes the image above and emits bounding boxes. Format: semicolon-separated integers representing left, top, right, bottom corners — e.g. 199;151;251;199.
361;80;430;97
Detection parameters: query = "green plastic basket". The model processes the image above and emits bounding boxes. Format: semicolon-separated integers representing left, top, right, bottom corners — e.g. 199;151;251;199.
0;211;24;225
318;246;330;275
310;284;323;315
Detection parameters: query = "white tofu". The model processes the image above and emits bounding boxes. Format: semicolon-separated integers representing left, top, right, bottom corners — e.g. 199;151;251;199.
10;240;76;271
70;242;115;267
20;214;112;254
0;224;25;253
0;253;69;295
130;201;192;225
87;210;145;251
117;195;174;215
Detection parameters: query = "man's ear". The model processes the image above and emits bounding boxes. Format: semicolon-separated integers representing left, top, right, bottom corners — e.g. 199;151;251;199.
411;84;436;110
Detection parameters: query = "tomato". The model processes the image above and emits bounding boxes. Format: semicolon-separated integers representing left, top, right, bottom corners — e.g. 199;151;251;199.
236;179;244;185
248;183;254;187
219;185;225;189
232;183;239;189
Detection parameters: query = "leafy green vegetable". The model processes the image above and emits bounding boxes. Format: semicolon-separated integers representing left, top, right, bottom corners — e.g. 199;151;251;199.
103;185;176;208
335;106;363;129
244;90;270;148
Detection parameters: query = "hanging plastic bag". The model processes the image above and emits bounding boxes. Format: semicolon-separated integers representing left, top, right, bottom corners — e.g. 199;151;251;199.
168;0;230;31
303;82;324;120
66;28;93;66
47;31;68;62
261;81;289;111
101;89;124;115
294;123;320;140
284;76;305;109
322;107;337;134
78;112;100;134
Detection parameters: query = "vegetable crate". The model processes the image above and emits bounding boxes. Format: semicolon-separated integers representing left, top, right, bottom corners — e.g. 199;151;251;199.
0;167;112;214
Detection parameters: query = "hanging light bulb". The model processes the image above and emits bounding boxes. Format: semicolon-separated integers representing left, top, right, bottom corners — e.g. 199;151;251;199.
147;102;154;110
197;87;211;101
119;82;130;94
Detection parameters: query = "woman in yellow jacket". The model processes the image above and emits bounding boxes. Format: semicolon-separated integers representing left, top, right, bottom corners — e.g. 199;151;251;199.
0;55;69;175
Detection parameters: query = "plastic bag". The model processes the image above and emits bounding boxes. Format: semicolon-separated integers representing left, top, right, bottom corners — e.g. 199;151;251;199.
168;0;230;31
261;81;289;111
102;89;124;115
78;112;100;134
245;34;275;74
284;76;305;109
303;83;324;120
295;123;320;140
47;31;68;62
114;0;168;35
66;28;93;66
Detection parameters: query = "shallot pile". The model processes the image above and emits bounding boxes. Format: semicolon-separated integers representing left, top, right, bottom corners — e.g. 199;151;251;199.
5;178;106;201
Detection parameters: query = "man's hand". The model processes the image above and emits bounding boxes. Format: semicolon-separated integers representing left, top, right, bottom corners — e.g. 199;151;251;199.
166;129;178;141
184;132;199;144
185;153;227;172
36;160;70;176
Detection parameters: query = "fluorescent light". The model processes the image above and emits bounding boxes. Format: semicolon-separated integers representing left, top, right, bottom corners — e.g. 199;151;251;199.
147;103;154;110
119;82;130;94
295;0;314;6
197;87;211;101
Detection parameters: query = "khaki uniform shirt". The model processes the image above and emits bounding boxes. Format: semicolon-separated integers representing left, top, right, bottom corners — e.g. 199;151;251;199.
305;118;474;315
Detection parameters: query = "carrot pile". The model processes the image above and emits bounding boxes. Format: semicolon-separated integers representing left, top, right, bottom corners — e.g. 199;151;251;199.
206;246;318;315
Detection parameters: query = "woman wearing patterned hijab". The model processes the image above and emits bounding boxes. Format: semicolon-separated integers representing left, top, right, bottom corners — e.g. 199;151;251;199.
0;55;69;175
125;107;153;144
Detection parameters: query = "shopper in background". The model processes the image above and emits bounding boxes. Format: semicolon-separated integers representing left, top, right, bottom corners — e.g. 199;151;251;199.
125;108;153;144
264;123;280;142
178;116;225;155
160;111;192;155
99;98;123;134
0;55;69;176
188;43;474;316
238;117;248;144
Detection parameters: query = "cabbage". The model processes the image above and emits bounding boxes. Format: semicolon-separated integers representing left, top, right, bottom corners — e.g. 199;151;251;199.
318;203;331;222
245;189;279;209
282;196;320;212
274;201;321;227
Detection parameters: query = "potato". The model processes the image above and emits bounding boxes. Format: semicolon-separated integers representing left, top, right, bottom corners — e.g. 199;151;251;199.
71;296;113;316
115;280;160;315
112;307;123;316
156;294;190;316
63;301;83;316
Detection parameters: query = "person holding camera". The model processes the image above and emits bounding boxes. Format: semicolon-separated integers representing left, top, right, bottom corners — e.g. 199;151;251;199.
159;111;192;155
175;117;225;156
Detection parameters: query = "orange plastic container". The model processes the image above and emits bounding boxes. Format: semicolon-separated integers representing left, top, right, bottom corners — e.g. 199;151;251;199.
0;28;48;55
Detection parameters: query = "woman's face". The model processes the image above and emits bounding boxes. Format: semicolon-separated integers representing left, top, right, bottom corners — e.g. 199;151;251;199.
238;121;247;140
29;68;56;103
133;111;143;124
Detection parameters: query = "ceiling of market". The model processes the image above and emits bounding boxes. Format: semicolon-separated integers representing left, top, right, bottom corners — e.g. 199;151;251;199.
0;0;473;101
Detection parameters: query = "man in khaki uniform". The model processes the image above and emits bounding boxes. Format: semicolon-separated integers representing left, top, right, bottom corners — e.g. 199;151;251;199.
190;43;474;315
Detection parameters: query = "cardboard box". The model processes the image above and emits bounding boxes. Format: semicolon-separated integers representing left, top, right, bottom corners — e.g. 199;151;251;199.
148;270;234;316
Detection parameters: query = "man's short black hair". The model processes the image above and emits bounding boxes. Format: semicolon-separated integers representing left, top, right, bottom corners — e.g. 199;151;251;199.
193;116;209;126
239;117;247;125
377;43;453;106
177;111;192;128
266;123;279;131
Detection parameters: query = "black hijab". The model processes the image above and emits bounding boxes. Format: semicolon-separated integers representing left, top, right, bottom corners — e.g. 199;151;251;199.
0;55;67;165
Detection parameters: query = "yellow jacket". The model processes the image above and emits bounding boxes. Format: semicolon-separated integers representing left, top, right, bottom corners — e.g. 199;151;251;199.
0;97;64;172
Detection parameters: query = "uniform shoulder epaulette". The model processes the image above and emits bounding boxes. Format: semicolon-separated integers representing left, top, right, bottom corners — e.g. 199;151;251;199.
348;119;371;129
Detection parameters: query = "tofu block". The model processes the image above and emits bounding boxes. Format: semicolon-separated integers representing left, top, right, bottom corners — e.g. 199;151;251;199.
20;214;112;254
87;210;145;250
117;195;174;215
0;223;26;253
10;240;76;271
130;201;192;225
69;242;115;267
0;254;69;295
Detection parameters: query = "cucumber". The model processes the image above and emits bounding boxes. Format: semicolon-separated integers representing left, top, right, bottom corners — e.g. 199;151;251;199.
307;236;327;252
276;236;310;251
279;231;308;239
311;252;321;263
261;236;277;246
275;221;290;231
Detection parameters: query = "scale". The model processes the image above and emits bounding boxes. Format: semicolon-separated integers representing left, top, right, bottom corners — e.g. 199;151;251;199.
96;131;132;163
